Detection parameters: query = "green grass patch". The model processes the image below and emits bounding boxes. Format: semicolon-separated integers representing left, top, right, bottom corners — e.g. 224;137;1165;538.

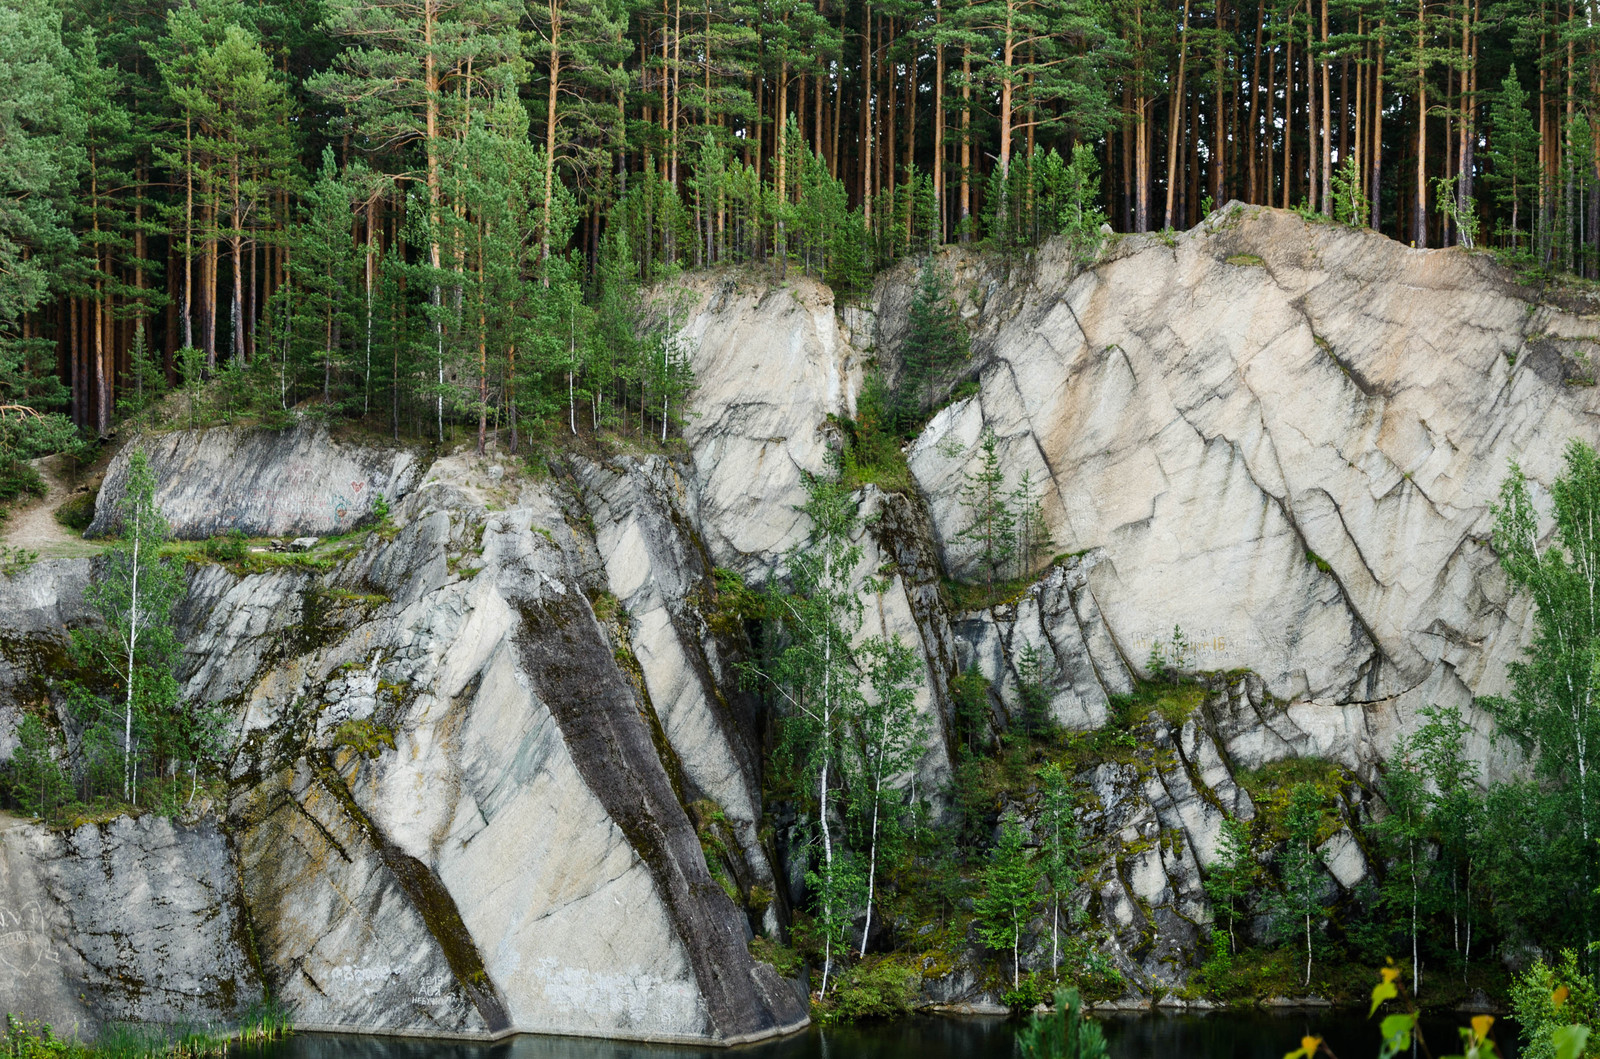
3;1000;291;1057
1108;679;1209;728
687;798;741;904
201;530;248;562
0;544;39;576
1226;253;1266;267
841;426;914;495
162;529;373;576
330;718;395;759
324;588;390;605
942;574;1034;613
1184;945;1429;1009
1236;756;1356;843
813;956;922;1023
749;935;803;978
703;567;769;638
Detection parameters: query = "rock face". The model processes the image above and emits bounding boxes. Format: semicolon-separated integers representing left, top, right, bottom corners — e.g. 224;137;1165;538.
87;425;425;540
199;466;807;1042
7;443;809;1042
0;559;90;762
952;555;1135;733
673;273;867;573
0;813;262;1034
4;207;1600;1031
904;206;1600;772
1062;674;1372;992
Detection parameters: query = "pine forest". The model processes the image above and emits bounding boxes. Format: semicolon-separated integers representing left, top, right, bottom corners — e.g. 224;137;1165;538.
0;0;1586;458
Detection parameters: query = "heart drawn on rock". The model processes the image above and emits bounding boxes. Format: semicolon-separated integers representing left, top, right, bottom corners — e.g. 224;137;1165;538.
352;482;364;494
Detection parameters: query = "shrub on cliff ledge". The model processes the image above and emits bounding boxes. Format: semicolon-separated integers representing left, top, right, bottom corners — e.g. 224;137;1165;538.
815;958;921;1023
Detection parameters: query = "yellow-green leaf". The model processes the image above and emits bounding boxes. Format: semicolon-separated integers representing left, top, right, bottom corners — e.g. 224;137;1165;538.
1553;1024;1590;1059
1371;979;1399;1016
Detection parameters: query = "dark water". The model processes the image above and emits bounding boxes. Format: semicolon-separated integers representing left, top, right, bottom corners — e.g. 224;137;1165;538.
232;1012;1520;1059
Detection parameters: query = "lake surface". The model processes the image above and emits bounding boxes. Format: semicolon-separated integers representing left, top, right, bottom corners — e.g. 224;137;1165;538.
233;1012;1520;1059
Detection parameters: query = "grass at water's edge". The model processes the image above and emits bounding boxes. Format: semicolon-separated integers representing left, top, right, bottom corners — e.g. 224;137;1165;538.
3;1002;291;1059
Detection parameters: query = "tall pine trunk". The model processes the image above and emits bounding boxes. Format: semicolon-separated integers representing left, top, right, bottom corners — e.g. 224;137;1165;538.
1165;0;1191;227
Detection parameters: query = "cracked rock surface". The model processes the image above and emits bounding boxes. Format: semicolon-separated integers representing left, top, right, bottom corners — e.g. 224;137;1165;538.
905;206;1600;776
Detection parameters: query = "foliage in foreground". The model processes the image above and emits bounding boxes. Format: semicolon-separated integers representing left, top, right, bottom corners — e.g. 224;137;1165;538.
1288;964;1592;1059
1015;989;1107;1059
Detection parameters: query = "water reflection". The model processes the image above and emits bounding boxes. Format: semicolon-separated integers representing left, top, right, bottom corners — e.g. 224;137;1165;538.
233;1011;1518;1059
1101;1010;1520;1059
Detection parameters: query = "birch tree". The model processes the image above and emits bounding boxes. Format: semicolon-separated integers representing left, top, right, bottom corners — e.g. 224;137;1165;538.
751;472;864;995
851;634;927;956
1037;762;1081;973
1377;734;1429;997
1487;441;1600;954
1268;782;1328;988
71;451;185;804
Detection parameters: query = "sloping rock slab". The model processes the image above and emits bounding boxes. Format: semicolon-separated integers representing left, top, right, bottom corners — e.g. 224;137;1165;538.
88;426;426;540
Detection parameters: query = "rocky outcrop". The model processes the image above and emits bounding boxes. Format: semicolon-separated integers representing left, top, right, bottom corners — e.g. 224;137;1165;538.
204;465;806;1043
902;206;1600;779
952;554;1136;733
8;439;809;1043
88;426;425;540
674;273;868;574
1073;676;1369;993
0;559;90;762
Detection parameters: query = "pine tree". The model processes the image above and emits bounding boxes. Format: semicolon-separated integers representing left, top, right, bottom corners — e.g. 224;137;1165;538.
955;0;1114;190
71;31;143;435
1203;816;1255;955
278;151;363;409
0;0;81;335
893;258;968;432
4;715;71;820
1484;66;1538;249
1015;988;1108;1059
1009;469;1052;579
1015;642;1053;738
959;428;1015;591
310;0;521;440
976;813;1042;989
185;25;295;366
1561;114;1593;273
527;0;628;269
116;321;168;432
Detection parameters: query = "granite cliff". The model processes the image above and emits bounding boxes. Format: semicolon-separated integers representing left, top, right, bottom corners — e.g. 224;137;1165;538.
2;205;1597;1037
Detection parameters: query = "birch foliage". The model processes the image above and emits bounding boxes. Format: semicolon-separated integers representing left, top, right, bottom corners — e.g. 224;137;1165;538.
1487;442;1600;950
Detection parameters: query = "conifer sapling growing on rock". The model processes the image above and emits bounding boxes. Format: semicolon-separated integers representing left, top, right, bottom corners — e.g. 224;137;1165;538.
977;813;1042;989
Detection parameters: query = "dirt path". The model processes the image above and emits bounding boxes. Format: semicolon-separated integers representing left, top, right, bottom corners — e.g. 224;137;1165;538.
3;454;104;559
